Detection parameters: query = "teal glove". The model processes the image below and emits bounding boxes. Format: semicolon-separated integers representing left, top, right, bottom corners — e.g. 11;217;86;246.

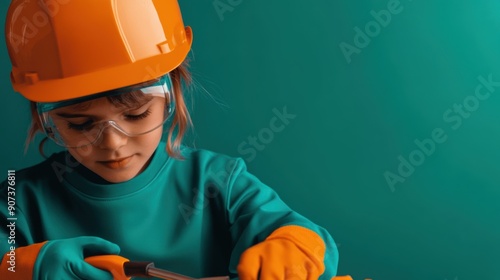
34;236;121;280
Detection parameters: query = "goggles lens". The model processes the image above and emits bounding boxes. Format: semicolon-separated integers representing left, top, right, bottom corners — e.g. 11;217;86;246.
37;75;175;148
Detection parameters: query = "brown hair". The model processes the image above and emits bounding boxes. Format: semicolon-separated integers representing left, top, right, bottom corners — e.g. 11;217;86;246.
27;61;193;159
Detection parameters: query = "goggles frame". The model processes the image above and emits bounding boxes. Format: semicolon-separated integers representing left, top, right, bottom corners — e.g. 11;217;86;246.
37;74;175;148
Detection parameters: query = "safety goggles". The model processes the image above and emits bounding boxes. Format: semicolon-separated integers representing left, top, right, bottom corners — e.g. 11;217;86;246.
37;74;175;148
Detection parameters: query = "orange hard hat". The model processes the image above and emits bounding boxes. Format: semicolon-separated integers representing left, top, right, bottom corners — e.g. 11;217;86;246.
5;0;192;102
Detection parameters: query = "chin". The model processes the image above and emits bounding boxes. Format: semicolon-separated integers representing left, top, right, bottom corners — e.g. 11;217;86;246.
92;165;143;183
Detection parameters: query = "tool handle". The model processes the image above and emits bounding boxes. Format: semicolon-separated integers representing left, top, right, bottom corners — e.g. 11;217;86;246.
123;261;156;277
85;255;131;280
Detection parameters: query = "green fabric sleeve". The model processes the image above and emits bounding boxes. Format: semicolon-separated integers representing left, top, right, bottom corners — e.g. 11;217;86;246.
214;158;339;279
0;177;43;278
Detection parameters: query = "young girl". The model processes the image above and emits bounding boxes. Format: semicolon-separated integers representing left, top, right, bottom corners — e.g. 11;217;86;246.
0;0;346;279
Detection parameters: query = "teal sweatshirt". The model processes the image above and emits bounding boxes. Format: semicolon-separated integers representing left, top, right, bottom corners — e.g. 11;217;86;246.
0;142;338;279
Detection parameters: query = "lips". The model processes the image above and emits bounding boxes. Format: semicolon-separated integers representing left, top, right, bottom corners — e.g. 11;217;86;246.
99;156;133;169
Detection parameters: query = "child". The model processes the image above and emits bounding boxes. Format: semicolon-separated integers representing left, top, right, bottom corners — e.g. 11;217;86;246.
0;0;342;279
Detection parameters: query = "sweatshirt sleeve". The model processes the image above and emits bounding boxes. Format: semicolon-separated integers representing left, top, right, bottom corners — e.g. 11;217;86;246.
223;158;339;279
0;178;46;279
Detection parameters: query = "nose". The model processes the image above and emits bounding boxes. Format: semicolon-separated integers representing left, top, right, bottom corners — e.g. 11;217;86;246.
96;125;128;151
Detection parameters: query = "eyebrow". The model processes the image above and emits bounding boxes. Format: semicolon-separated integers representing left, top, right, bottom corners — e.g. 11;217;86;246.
54;100;154;119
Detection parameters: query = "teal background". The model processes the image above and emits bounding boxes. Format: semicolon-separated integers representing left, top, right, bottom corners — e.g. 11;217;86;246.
1;1;500;279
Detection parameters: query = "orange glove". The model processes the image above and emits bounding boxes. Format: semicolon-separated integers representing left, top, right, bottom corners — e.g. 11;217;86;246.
237;225;326;280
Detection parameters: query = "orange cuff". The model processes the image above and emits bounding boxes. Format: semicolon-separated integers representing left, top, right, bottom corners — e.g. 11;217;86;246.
0;241;47;279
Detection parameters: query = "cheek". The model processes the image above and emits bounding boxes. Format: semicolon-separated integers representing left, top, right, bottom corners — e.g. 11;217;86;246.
139;127;164;150
67;145;96;165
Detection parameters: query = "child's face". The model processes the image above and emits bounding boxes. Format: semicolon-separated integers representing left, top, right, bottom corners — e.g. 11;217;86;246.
51;95;165;183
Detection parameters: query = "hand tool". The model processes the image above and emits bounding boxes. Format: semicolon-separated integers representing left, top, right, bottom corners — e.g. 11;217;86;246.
86;255;229;280
86;255;353;280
